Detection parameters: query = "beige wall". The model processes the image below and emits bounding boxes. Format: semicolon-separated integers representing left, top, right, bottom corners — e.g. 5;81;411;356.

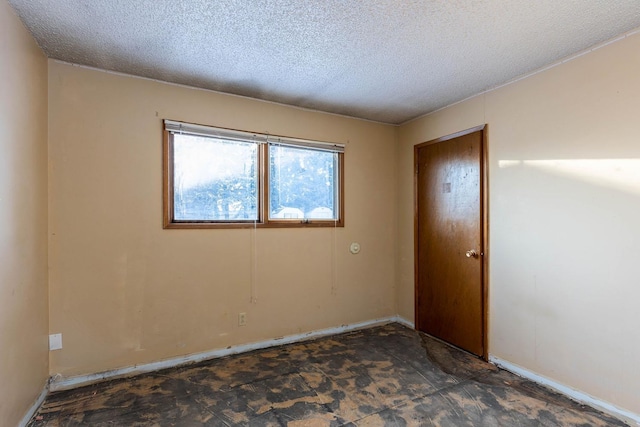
0;1;49;425
398;32;640;415
8;1;638;419
48;61;398;377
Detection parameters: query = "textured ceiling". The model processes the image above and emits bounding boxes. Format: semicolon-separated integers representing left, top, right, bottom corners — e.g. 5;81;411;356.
9;1;640;124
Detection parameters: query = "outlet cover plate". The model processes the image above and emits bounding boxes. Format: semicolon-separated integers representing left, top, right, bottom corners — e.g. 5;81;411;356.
49;333;62;351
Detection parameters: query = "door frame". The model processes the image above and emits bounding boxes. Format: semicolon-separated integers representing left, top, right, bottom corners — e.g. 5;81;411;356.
413;124;489;360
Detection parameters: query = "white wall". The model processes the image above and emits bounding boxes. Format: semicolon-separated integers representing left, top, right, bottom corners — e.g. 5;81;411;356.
398;31;640;416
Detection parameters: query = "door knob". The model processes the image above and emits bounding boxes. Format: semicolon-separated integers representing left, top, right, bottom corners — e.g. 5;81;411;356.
465;250;478;258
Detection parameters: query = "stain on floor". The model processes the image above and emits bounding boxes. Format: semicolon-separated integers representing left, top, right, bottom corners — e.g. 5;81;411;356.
29;323;627;426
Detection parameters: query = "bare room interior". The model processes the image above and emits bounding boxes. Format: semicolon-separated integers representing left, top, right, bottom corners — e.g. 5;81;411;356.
2;1;639;426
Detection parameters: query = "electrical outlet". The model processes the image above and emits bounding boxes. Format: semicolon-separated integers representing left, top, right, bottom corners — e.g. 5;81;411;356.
238;312;247;326
49;333;63;351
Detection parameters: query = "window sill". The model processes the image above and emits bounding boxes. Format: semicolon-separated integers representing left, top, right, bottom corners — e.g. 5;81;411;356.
163;220;344;229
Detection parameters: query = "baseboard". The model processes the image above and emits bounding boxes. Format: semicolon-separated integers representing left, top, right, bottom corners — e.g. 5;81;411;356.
18;382;48;427
50;315;401;392
489;355;640;426
393;315;415;329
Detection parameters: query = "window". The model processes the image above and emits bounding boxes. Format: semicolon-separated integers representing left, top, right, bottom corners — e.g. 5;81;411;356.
172;133;258;222
163;120;344;228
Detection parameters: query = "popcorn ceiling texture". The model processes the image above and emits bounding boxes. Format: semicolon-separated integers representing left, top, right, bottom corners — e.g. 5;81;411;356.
8;0;640;124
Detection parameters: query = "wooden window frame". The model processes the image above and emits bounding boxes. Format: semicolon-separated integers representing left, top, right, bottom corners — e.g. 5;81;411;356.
163;122;344;229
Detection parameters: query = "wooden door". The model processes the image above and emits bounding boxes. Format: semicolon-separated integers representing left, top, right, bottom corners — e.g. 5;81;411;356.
415;126;486;357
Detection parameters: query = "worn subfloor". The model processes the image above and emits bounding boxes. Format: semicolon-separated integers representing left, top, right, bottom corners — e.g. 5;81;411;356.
29;323;626;426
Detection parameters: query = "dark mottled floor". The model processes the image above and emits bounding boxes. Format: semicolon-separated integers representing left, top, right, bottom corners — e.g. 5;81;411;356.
29;323;627;426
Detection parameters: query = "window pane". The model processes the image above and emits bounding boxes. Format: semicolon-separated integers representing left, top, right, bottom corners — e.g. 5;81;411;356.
173;134;258;221
269;145;337;220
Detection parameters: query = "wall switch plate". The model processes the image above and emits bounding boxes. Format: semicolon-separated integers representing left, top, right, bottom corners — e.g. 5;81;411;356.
238;312;247;326
49;333;63;351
